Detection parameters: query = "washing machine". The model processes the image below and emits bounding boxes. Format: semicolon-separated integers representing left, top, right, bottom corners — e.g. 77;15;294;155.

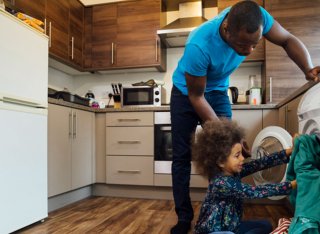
248;82;320;201
297;83;320;135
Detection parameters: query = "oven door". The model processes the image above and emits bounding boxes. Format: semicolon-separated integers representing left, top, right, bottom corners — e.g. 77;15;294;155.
154;124;172;174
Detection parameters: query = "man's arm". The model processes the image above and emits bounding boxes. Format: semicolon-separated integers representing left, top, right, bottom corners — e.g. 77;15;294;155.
185;72;219;122
264;20;320;82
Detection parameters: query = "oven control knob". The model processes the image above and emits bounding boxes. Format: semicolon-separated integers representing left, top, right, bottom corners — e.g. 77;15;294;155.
155;90;160;95
155;98;160;102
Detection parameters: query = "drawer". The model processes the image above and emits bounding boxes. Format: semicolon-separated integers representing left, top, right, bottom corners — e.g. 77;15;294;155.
106;126;153;155
106;156;153;185
106;112;153;126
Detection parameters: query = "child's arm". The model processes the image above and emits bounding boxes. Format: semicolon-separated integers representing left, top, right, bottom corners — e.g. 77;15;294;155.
240;149;292;178
214;176;294;199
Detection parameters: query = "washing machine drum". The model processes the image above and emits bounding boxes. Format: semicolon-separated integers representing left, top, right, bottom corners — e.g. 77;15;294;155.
251;126;292;200
298;83;320;134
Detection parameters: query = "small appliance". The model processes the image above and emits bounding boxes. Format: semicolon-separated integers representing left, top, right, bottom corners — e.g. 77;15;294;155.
228;86;238;104
121;86;161;107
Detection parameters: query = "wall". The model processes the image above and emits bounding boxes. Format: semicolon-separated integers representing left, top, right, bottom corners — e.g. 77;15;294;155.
48;49;262;106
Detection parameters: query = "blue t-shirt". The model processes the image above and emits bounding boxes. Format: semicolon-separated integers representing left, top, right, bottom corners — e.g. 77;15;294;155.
172;6;274;95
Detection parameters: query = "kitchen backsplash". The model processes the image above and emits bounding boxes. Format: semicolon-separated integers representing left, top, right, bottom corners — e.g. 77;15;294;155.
48;48;262;105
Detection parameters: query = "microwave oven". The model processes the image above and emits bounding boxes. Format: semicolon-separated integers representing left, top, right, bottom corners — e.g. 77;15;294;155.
121;86;161;107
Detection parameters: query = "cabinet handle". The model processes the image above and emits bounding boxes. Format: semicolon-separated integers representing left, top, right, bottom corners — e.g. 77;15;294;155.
117;170;141;174
49;21;52;48
155;38;158;62
73;111;77;138
111;42;114;65
69;112;72;137
44;18;47;35
117;140;141;144
71;36;74;60
117;118;141;122
269;77;272;103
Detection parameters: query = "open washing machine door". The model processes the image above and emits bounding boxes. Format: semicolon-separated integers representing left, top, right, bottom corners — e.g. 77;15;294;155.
298;83;320;135
251;126;292;200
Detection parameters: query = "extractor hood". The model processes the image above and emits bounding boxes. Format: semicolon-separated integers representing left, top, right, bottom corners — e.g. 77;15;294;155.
157;1;207;48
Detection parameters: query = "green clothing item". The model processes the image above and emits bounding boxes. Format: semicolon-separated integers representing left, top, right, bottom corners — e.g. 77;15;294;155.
286;134;320;234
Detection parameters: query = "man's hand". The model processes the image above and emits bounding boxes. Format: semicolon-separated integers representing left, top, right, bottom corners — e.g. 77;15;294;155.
305;66;320;82
286;133;299;157
291;180;297;189
241;139;251;158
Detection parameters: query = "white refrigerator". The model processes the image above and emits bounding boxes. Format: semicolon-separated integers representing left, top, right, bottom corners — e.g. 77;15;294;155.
0;10;48;233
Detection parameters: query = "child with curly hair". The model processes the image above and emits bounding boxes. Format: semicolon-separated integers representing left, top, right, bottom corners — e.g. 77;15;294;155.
193;119;297;234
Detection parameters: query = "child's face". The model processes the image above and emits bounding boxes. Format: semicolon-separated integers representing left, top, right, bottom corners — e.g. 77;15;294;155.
220;143;244;175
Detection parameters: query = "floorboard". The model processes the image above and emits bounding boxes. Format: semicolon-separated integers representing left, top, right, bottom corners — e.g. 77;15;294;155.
16;196;293;233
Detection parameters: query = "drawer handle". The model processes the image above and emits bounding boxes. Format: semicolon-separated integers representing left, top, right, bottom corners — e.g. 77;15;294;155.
117;119;141;122
117;140;141;144
117;170;141;174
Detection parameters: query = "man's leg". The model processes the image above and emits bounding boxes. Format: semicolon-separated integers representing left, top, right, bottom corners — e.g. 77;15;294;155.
170;85;199;234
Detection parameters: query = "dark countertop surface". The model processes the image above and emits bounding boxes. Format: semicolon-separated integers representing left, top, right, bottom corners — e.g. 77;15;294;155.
48;81;317;113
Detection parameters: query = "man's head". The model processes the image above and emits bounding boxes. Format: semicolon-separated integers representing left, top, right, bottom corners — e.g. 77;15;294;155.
222;1;263;56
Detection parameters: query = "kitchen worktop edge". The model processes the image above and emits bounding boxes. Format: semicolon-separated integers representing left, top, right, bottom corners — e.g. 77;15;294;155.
48;98;277;112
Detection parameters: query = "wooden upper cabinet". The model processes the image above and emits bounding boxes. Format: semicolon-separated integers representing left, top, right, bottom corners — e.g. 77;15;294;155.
90;0;166;71
69;0;84;67
116;0;164;69
217;0;265;62
264;0;320;103
11;0;46;21
91;4;117;69
46;0;70;62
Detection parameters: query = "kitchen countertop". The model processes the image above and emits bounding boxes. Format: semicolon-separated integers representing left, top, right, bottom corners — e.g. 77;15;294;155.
48;81;317;113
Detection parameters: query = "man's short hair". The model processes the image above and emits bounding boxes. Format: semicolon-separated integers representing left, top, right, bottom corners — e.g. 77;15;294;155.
228;0;263;34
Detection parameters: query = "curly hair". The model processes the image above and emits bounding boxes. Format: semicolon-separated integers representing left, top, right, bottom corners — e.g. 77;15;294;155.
192;119;245;179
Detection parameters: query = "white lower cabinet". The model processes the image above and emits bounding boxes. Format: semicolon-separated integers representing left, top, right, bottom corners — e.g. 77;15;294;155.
106;112;154;186
48;104;94;197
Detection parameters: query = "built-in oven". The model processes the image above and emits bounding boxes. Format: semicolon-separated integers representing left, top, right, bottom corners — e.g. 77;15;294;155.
154;112;201;174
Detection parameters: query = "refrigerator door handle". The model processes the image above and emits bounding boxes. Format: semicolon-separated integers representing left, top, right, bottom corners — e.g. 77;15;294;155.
73;111;77;139
1;95;46;109
69;112;72;138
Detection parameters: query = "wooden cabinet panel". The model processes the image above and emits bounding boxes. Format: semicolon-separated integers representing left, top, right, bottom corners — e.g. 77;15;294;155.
13;0;45;21
116;0;161;67
265;1;320;103
92;3;117;69
46;0;70;62
69;0;84;67
90;0;166;71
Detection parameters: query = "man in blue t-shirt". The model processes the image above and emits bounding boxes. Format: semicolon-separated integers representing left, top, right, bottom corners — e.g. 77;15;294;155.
170;1;320;234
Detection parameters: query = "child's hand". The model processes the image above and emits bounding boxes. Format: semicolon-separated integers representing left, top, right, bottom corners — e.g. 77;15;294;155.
286;133;300;157
291;180;297;189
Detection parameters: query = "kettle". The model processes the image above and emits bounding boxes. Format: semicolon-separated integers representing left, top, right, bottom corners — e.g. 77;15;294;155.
228;86;238;104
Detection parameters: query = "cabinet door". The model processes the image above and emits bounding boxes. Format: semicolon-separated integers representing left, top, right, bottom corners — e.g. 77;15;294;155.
71;109;94;189
217;0;265;62
48;104;72;197
116;0;161;68
262;109;280;128
286;95;302;135
13;0;45;21
265;1;320;103
232;110;263;147
69;0;84;67
46;0;69;62
92;3;117;69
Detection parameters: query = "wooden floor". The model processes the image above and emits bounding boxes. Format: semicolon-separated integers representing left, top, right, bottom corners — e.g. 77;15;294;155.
17;196;293;234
